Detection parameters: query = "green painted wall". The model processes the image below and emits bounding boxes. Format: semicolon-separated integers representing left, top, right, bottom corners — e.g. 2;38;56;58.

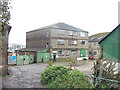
37;49;50;63
17;55;35;65
99;26;120;62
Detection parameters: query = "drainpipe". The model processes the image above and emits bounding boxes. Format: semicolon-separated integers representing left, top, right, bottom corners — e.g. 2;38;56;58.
49;29;52;61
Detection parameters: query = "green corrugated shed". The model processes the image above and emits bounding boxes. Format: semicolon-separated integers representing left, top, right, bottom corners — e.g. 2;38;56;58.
29;55;34;64
17;55;35;65
99;24;120;62
37;49;50;63
17;56;24;65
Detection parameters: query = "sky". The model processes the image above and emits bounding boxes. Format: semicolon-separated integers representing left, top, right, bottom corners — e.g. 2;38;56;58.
9;0;119;45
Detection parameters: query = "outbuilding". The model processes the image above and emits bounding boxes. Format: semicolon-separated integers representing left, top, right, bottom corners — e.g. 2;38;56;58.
98;24;120;62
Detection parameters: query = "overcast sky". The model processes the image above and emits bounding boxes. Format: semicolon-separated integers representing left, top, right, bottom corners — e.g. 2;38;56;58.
9;0;119;45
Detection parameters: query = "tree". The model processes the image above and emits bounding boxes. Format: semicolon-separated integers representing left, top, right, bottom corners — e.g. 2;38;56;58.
0;0;12;76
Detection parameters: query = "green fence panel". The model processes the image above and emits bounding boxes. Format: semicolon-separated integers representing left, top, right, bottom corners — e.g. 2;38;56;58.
23;55;30;65
29;55;34;64
17;56;23;65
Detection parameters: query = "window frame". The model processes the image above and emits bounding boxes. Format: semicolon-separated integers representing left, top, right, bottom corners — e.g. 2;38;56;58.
80;40;86;45
58;50;64;55
57;39;65;45
73;31;77;36
58;30;65;35
69;31;73;36
66;51;69;56
81;32;86;37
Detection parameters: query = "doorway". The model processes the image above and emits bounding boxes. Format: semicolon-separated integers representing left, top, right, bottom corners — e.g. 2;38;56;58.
53;53;56;62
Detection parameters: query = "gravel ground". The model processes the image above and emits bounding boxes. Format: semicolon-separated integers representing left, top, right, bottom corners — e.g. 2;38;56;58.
2;63;48;88
53;60;95;75
2;60;119;88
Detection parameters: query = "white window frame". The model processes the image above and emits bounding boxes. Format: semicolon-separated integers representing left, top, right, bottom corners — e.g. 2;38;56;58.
58;39;64;45
73;31;77;36
47;32;49;37
69;31;73;35
58;50;64;55
58;30;65;35
81;32;86;37
66;51;69;56
68;40;77;45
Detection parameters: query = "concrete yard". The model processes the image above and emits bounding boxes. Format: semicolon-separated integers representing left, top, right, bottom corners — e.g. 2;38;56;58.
1;60;119;88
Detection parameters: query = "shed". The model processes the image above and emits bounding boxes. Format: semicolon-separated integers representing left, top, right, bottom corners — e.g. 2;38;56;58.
98;24;120;62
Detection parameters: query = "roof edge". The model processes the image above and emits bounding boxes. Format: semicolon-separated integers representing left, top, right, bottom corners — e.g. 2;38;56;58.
98;24;120;44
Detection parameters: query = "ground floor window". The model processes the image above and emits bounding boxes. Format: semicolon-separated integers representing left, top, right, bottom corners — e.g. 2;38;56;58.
89;51;92;55
58;50;64;55
66;51;69;56
94;51;97;55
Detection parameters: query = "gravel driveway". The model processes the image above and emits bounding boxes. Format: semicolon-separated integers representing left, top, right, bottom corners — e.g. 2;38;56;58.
2;63;48;88
2;60;118;88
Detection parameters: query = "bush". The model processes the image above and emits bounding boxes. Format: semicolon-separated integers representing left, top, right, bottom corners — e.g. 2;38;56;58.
41;65;94;88
56;58;71;62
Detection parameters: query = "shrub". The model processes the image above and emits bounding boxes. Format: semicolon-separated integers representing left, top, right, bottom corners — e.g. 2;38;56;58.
56;58;71;62
41;65;69;85
41;65;94;88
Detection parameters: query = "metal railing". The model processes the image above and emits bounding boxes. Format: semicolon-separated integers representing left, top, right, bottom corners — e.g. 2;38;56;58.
84;75;120;88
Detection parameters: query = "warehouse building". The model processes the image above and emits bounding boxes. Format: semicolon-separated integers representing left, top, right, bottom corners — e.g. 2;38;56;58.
26;22;89;61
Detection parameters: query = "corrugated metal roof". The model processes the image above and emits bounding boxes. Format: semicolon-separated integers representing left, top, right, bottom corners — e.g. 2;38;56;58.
27;22;88;33
89;33;109;42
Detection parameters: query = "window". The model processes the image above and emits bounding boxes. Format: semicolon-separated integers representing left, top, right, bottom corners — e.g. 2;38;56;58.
81;32;86;37
94;51;97;55
66;51;69;56
46;43;48;48
73;31;77;36
80;40;86;45
89;51;92;55
58;30;64;34
69;31;72;35
68;40;77;45
47;32;49;37
58;39;64;45
58;50;64;55
69;31;77;36
74;41;77;45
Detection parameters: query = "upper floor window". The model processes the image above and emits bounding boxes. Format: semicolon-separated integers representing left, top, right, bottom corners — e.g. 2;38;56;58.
47;32;49;37
58;50;64;55
68;40;77;45
46;43;48;48
69;31;72;35
69;31;77;36
58;39;64;45
80;40;86;45
73;31;77;36
58;30;64;35
81;32;86;37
